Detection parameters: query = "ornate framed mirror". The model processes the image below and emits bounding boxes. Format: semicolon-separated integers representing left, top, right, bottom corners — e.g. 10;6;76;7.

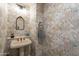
16;16;25;30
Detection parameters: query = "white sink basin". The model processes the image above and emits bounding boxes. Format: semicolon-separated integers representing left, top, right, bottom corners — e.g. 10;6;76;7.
10;36;32;49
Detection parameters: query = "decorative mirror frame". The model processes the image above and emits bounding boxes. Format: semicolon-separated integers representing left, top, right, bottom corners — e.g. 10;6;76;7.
16;16;25;30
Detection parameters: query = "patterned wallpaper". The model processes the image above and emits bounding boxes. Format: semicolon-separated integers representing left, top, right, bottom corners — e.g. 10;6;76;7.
0;3;8;55
43;3;79;55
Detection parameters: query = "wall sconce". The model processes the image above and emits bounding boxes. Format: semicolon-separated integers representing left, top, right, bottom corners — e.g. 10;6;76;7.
16;4;25;9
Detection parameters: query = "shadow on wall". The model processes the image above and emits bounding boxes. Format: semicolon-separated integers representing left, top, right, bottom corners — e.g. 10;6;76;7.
38;22;45;45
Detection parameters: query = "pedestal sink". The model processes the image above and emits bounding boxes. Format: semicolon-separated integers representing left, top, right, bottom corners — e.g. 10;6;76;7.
10;36;32;56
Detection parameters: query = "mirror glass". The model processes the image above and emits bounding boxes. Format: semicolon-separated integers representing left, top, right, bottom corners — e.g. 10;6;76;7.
16;16;25;30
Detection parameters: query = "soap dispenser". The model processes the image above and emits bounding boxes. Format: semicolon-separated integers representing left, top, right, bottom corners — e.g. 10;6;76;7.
11;33;14;38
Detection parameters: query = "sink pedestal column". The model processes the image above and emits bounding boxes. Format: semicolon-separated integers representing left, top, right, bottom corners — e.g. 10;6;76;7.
19;47;24;56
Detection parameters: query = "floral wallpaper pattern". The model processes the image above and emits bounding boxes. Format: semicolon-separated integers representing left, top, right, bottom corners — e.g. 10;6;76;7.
43;3;79;55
